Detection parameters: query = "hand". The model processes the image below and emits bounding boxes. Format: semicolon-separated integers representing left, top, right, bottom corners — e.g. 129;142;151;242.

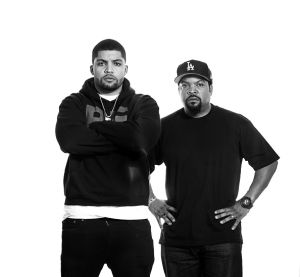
148;199;176;229
214;201;250;230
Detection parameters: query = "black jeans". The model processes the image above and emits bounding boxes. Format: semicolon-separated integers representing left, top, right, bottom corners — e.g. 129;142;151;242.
61;218;154;277
161;243;242;277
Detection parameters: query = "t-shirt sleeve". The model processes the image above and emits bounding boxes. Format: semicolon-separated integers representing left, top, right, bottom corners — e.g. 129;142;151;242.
239;118;280;170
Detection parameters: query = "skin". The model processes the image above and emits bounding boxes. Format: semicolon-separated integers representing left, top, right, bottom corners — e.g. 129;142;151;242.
178;76;213;118
148;184;176;229
90;50;128;95
149;74;278;230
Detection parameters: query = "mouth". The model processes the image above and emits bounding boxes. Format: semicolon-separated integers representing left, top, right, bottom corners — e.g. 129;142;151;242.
187;96;200;103
103;75;117;82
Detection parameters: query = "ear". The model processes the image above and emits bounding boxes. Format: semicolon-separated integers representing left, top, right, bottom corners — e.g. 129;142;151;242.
90;65;94;75
124;65;128;75
209;84;213;95
178;85;182;96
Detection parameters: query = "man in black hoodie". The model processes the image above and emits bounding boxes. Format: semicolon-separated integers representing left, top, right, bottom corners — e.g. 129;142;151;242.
56;39;160;277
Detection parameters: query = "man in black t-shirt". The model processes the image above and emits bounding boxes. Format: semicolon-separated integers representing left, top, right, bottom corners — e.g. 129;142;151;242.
148;60;279;277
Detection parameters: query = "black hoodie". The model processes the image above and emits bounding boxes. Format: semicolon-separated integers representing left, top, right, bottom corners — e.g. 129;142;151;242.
56;77;160;206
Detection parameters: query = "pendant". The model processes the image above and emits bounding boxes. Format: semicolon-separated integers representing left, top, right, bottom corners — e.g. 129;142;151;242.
105;116;111;121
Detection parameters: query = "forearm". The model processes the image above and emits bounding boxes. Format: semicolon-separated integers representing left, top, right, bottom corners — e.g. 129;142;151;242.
90;121;146;153
244;160;278;203
90;99;160;154
56;96;118;155
56;125;117;155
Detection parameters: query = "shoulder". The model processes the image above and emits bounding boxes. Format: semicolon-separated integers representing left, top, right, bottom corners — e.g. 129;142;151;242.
134;93;157;104
211;105;256;138
212;105;251;125
133;93;159;111
59;92;86;109
161;109;183;125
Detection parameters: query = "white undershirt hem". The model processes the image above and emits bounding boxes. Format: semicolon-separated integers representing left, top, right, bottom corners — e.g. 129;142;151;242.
63;205;150;220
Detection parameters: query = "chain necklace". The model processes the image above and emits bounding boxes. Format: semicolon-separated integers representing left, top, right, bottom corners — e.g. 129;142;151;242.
99;95;119;121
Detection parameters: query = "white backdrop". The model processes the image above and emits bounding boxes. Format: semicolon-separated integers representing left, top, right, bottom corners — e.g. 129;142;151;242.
1;0;299;276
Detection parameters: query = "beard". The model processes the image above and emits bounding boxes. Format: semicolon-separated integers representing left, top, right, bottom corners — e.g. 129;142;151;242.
185;96;202;116
95;76;124;92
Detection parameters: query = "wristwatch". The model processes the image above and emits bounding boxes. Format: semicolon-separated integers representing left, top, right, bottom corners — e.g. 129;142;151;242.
239;196;253;209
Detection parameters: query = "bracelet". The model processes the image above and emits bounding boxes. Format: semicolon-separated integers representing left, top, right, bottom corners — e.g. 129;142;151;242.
148;196;157;205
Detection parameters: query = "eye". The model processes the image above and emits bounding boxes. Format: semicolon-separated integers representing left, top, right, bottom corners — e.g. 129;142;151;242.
97;61;105;66
196;83;205;87
181;83;187;88
114;61;122;66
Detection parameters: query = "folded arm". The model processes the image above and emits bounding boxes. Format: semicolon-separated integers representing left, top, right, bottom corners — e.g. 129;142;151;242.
89;95;160;155
56;94;118;155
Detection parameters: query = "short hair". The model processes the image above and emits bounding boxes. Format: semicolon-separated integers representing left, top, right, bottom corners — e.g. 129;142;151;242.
92;39;126;62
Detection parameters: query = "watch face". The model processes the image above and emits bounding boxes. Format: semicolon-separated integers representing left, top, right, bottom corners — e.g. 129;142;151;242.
243;198;250;205
241;197;253;209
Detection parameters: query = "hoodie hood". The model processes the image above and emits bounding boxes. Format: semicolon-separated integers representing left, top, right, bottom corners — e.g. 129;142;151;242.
79;77;135;103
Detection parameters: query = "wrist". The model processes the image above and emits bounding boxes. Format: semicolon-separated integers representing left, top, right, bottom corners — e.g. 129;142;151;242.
239;196;253;209
148;196;157;206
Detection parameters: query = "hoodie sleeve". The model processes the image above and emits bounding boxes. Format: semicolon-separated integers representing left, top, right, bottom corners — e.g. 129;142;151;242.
89;95;160;155
148;136;163;173
55;94;118;155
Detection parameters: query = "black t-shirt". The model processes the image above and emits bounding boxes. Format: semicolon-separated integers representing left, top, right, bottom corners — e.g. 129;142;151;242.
151;104;279;247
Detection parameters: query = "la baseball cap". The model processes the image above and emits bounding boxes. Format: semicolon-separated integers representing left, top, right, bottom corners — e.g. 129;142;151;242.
174;59;212;84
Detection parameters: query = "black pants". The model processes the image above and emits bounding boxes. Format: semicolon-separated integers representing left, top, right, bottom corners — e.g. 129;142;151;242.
161;243;242;277
61;218;154;277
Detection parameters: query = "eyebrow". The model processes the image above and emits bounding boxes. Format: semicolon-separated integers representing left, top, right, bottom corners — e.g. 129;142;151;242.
95;58;124;63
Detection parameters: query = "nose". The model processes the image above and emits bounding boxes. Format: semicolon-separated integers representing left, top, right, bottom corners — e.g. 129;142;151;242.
187;84;198;94
104;62;113;73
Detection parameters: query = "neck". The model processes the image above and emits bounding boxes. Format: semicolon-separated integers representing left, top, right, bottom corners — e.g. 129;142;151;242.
184;103;212;118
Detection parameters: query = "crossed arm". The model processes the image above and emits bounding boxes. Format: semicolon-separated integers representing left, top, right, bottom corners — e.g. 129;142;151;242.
89;95;160;154
55;95;118;155
56;94;160;155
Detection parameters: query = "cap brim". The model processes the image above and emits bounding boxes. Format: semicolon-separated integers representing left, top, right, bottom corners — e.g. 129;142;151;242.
174;73;210;84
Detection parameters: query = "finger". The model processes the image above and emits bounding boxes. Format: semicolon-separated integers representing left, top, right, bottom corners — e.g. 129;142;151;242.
220;214;236;224
215;212;228;219
215;210;234;219
215;208;231;214
166;204;177;212
163;215;173;226
165;212;176;223
231;219;241;230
